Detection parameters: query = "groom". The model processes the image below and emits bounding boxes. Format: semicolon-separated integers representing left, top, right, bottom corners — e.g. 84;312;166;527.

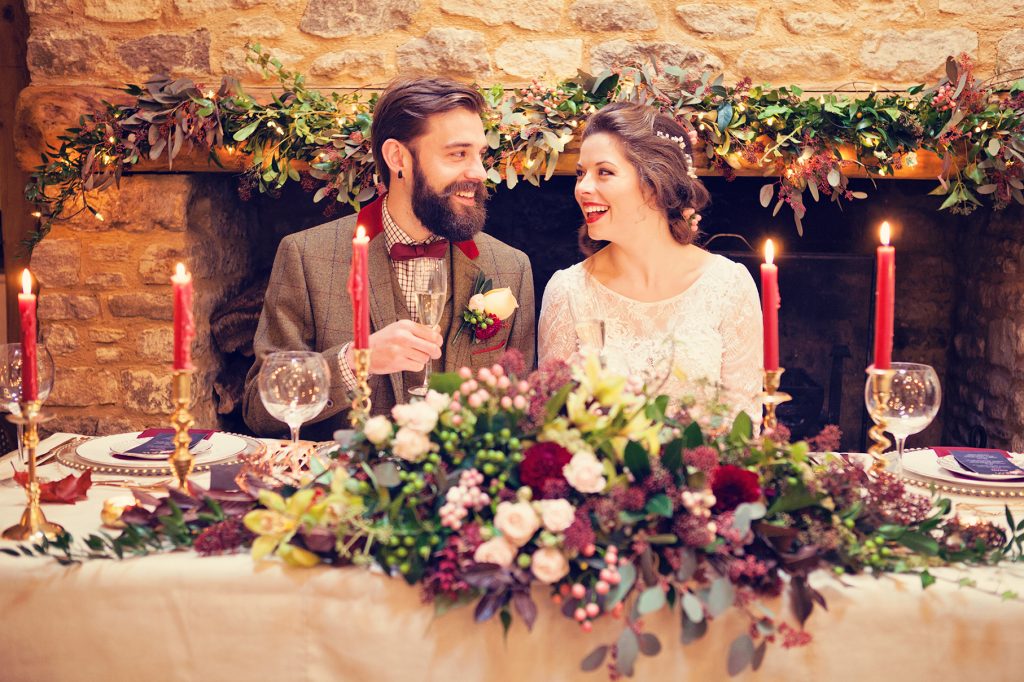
242;77;536;439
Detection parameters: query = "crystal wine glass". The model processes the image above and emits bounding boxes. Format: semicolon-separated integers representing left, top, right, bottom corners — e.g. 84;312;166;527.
258;351;331;444
574;319;606;361
0;344;56;466
409;257;447;397
864;362;942;473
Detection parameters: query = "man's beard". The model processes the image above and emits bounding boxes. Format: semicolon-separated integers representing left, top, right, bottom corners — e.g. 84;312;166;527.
410;157;488;242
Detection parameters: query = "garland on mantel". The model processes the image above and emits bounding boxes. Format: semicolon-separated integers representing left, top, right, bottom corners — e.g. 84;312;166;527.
23;45;1024;249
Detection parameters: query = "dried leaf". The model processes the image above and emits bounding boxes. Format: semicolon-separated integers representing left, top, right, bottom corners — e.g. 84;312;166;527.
580;645;608;672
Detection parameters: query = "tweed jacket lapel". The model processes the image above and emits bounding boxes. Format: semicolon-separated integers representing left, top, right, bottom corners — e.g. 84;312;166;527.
366;233;404;401
444;243;483;372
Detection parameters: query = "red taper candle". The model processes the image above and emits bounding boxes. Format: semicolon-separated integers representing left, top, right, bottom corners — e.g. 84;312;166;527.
348;225;370;349
171;263;195;370
18;270;38;401
760;239;780;371
872;222;895;370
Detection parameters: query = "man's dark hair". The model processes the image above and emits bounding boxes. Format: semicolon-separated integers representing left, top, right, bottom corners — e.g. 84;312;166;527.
371;78;486;189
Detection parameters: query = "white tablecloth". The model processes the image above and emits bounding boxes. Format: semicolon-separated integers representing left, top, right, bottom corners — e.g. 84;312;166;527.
1;436;1023;681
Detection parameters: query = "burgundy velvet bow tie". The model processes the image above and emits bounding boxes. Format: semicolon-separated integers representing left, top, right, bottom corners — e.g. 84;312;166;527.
388;241;449;261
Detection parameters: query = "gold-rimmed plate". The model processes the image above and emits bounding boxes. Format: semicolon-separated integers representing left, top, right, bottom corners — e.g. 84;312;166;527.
55;432;265;477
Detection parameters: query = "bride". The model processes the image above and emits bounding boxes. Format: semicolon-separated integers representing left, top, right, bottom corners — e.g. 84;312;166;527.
538;102;763;419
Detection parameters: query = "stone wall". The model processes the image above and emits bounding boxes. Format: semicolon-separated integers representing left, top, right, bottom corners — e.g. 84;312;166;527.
946;205;1024;451
23;0;1024;90
30;175;257;435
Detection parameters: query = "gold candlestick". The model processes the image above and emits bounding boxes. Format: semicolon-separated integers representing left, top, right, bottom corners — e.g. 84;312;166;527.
349;348;372;428
169;369;195;490
865;367;895;473
760;368;792;434
3;400;64;541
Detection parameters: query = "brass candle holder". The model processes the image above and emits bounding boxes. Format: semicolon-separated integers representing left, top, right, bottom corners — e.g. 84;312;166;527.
760;368;792;433
3;400;64;541
865;366;896;473
169;369;195;490
349;348;372;428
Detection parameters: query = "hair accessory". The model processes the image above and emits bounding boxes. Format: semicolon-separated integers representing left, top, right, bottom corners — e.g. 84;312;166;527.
656;130;698;180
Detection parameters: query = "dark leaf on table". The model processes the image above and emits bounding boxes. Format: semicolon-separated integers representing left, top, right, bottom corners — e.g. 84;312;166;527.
790;576;814;626
637;632;661;656
727;634;755;676
580;645;608;672
617;627;639;677
14;469;91;503
511;591;537;630
474;589;508;623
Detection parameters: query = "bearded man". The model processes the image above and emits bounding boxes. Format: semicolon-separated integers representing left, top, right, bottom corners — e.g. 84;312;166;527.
243;78;536;438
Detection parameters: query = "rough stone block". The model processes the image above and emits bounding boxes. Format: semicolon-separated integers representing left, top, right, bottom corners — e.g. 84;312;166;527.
300;0;418;38
89;328;127;343
860;29;977;81
221;46;306;80
84;272;128;288
227;17;286;39
738;47;847;81
139;245;186;284
986;318;1017;369
440;0;562;31
310;51;387;80
48;368;118;406
27;30;105;77
997;30;1024;74
496;40;583;79
397;29;490;75
138;328;175;362
31;239;80;287
781;11;850;34
939;0;1024;14
42;323;79;355
42;416;100;438
67;176;191;233
38;294;100;321
92;244;131;262
675;4;757;39
590;40;722;75
84;0;162;22
108;293;173;320
121;370;174;414
117;29;211;74
569;0;657;31
96;347;124;364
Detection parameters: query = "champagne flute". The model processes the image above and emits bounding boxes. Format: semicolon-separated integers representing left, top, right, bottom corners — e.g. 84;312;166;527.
258;351;331;444
409;257;447;397
574;319;606;361
864;362;941;473
0;344;55;467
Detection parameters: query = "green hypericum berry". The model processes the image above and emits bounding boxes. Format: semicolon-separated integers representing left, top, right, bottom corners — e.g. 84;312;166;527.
399;562;411;574
508;438;521;450
499;428;511;440
429;534;440;545
389;536;401;547
395;547;408;558
418;546;431;559
517;553;532;569
511;452;524;463
403;536;415;547
483;463;497;476
423;463;435;474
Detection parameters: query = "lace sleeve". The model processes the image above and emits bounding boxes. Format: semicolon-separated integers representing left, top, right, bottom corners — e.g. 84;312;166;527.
719;263;764;422
538;269;578;365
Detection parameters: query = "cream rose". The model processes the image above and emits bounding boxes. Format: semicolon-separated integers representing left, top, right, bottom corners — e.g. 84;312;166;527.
473;536;517;567
482;287;518;321
535;499;576;533
494;500;541;547
531;547;570;584
362;415;393;446
468;293;487;313
563;450;607;494
424;389;452;414
391;426;432;462
391;401;438;433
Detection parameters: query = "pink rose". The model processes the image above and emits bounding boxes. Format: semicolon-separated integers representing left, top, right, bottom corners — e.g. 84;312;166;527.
563;450;607;494
494;500;541;547
531;547;570;584
536;499;575;533
473;536;517;567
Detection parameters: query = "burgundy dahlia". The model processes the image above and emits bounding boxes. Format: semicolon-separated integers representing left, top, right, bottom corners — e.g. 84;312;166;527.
474;314;502;340
710;465;762;513
193;518;253;556
519;442;572;496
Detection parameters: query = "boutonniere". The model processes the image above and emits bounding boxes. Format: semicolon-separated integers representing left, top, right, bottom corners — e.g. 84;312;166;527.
458;273;518;343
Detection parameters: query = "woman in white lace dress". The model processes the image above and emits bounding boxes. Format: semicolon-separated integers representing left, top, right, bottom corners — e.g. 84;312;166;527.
538;102;763;419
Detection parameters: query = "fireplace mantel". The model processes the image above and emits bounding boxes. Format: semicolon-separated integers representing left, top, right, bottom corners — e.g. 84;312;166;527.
15;85;948;181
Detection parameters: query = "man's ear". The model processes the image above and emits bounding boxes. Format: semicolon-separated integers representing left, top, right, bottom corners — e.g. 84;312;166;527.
380;139;410;183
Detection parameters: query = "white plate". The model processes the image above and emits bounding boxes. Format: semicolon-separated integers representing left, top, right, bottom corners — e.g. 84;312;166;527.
901;449;1024;489
77;432;247;469
108;436;213;459
935;453;1024;481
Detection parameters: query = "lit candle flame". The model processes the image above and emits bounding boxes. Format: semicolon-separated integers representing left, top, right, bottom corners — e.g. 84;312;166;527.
176;262;186;278
764;239;775;265
355;224;368;242
21;269;32;296
880;221;891;246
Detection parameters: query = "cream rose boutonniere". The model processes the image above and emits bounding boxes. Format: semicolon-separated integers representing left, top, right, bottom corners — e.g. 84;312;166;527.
458;273;518;343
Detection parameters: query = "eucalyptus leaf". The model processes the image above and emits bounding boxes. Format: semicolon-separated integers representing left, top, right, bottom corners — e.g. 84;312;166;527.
617;628;639;677
682;591;704;623
637;586;667;614
727;634;755;676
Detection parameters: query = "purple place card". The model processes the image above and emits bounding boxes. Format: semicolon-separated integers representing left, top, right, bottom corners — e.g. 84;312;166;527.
933;447;1024;476
124;431;209;455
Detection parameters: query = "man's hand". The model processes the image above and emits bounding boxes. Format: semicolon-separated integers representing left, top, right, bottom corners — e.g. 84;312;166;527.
346;320;443;374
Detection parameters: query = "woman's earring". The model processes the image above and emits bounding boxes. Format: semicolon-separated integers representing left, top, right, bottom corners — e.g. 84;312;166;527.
397;169;404;179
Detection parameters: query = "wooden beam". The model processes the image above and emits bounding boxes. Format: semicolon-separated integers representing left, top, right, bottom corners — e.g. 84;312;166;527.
16;84;949;181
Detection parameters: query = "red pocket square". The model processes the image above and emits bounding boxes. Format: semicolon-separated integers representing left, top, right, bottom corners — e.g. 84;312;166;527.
472;340;507;355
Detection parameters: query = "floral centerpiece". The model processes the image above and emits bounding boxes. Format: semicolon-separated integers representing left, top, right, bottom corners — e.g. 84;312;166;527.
12;351;1021;677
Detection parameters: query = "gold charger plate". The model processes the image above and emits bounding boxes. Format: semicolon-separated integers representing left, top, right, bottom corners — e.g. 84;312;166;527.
55;432;266;477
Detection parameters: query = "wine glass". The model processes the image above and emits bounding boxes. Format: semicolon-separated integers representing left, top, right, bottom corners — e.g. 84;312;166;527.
574;319;605;361
258;351;331;444
409;257;447;397
864;362;942;473
0;344;56;466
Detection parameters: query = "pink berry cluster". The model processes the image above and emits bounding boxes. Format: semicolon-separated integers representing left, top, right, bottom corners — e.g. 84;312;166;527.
439;469;490;530
552;544;625;632
455;364;530;413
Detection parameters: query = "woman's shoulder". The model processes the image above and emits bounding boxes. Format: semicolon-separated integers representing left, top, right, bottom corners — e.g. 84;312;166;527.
545;262;587;290
699;253;759;303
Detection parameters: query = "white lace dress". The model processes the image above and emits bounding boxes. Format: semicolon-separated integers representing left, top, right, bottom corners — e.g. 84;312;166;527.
538;254;764;420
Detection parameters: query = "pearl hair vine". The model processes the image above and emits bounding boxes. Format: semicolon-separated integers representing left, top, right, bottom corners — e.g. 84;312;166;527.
655;130;698;180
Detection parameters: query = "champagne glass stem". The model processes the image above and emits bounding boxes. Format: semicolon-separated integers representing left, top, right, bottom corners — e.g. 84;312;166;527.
289;424;301;445
423;359;432;392
893;436;907;475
